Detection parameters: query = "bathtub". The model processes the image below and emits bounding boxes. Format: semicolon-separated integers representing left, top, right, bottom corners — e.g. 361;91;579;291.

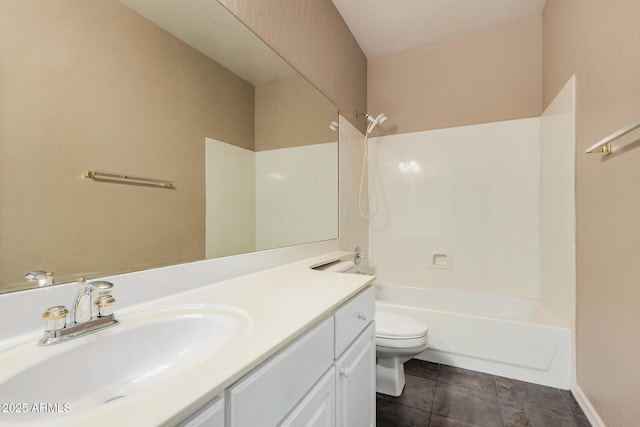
375;284;572;389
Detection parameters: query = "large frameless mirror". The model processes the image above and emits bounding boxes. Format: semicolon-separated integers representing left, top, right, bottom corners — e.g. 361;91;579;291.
0;0;338;293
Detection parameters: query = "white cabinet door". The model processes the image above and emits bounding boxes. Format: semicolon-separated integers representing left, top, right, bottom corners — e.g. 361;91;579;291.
227;318;334;427
279;367;336;427
178;395;224;427
335;322;376;427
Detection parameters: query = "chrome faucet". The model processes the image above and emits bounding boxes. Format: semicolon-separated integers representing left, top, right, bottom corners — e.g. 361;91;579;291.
38;278;119;346
70;278;116;323
25;271;54;287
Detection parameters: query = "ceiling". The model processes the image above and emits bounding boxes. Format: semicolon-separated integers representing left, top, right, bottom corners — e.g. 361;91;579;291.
331;0;547;58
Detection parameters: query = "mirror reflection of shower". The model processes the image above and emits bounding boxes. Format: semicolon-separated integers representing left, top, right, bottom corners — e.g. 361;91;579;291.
355;111;388;219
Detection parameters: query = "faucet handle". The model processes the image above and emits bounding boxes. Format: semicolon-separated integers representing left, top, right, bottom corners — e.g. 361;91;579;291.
88;281;114;296
353;247;365;266
95;295;116;317
42;306;68;331
88;280;113;290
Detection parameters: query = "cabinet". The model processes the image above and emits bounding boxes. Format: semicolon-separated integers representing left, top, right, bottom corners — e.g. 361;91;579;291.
280;367;336;427
335;322;375;427
184;286;375;427
227;318;334;427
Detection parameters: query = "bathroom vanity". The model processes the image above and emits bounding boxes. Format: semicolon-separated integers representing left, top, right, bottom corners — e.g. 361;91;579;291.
0;252;374;427
184;287;375;427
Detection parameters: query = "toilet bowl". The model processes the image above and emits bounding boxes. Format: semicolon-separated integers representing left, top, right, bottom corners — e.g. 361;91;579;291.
375;310;428;397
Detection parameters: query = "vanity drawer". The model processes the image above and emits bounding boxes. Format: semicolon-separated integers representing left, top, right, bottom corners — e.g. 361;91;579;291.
334;286;375;358
227;317;334;427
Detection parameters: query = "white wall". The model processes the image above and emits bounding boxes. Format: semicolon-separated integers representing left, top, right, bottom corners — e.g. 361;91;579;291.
205;114;369;268
255;142;338;250
368;118;541;297
206;138;338;256
540;76;576;324
205;138;256;258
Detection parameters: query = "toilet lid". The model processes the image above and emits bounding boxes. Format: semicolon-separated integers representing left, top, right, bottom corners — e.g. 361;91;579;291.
376;311;428;339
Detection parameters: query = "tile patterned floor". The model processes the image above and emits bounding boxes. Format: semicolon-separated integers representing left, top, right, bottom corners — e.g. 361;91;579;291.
377;359;591;427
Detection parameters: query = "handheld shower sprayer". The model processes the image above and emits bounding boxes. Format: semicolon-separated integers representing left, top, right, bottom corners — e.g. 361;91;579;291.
366;113;387;135
355;111;389;219
367;113;388;125
356;111;388;135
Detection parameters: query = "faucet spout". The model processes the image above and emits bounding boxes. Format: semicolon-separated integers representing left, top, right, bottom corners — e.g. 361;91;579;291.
71;279;95;324
25;271;54;287
71;279;115;324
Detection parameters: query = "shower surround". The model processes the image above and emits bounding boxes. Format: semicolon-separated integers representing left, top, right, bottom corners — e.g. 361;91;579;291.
367;78;576;388
368;117;541;297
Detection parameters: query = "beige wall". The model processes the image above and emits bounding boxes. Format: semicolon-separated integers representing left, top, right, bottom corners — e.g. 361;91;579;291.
544;1;640;425
367;16;542;135
255;76;337;151
0;0;254;291
218;0;368;133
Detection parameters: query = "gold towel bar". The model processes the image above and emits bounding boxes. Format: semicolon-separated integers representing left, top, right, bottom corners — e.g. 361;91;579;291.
84;170;174;188
586;118;640;156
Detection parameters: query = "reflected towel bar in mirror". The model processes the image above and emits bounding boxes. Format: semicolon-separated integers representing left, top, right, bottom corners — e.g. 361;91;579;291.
586;118;640;156
84;170;174;188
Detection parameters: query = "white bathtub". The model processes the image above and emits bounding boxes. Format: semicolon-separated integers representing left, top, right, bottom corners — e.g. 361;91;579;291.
375;284;572;389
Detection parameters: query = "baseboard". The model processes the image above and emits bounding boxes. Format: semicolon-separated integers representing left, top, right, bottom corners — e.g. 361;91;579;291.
572;384;606;427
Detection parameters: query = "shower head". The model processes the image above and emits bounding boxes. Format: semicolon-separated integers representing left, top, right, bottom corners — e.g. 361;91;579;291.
355;111;389;135
365;113;387;125
366;112;388;135
375;113;388;125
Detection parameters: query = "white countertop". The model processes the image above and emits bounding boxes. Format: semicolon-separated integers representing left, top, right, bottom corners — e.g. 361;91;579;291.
0;251;374;426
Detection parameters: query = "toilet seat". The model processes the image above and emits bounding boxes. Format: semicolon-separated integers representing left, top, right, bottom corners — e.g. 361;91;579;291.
376;335;428;349
376;311;428;340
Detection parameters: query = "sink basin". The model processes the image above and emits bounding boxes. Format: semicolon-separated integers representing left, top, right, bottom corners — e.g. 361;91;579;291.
0;304;251;423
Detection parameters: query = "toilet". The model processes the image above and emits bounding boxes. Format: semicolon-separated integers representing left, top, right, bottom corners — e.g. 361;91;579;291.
375;310;428;396
313;257;428;396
